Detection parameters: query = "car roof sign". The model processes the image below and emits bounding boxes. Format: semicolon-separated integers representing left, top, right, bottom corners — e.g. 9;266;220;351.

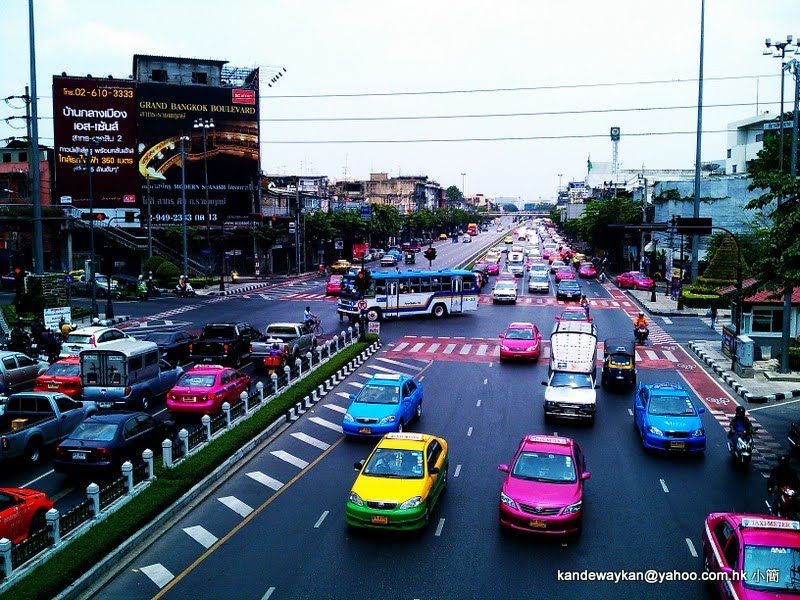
741;518;800;530
386;432;424;441
527;435;570;445
372;373;403;381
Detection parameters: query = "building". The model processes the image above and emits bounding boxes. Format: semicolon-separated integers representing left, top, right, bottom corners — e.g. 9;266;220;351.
364;173;442;214
0;139;53;205
725;114;772;175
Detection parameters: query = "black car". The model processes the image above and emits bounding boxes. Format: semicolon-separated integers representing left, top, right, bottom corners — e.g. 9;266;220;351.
53;412;173;478
135;331;196;366
556;280;582;301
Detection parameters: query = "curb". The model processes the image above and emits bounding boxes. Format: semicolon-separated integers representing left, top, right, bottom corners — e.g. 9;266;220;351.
686;341;800;404
623;290;703;317
98;315;130;326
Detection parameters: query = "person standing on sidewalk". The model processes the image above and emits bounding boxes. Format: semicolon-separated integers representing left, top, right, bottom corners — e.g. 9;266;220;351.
709;305;718;329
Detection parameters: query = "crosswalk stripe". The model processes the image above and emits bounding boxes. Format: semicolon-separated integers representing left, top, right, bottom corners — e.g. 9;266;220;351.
271;450;310;469
492;346;501;356
393;342;409;351
542;347;550;359
645;350;658;361
246;471;284;491
443;344;456;354
309;416;344;433
347;382;363;389
663;350;678;362
140;564;174;589
183;525;218;549
370;364;413;377
291;432;331;450
459;344;472;355
477;344;488;356
335;392;351;400
635;351;643;362
410;343;425;352
218;496;254;517
325;403;348;413
376;357;422;370
426;343;440;353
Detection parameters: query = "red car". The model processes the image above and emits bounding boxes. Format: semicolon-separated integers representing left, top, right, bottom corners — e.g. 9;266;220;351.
499;322;541;361
702;513;800;598
615;271;655;290
325;275;343;296
578;262;597;278
556;308;592;323
33;356;83;399
166;365;251;417
498;435;590;536
554;267;575;283
0;487;53;544
485;263;500;276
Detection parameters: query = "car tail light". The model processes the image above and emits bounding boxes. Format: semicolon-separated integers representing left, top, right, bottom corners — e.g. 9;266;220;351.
284;345;289;353
189;343;193;353
224;344;229;353
207;392;217;401
90;335;96;346
1;437;9;450
250;344;253;352
95;448;110;460
55;446;66;457
166;392;173;401
124;387;132;396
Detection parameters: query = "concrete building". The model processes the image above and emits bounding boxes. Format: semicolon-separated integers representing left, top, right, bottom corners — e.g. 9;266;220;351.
364;173;443;214
725;115;772;175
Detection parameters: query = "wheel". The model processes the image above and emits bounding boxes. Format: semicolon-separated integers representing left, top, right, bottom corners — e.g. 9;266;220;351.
366;308;381;322
397;421;404;433
234;354;243;368
25;438;42;464
432;304;447;318
314;324;324;335
415;401;423;420
140;393;151;411
29;510;46;536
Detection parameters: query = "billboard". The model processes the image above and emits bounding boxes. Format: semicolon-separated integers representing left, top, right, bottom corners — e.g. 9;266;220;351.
52;76;137;207
136;80;259;227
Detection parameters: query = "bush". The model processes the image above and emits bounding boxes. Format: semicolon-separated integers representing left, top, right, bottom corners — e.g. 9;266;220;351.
154;261;180;286
791;348;800;371
680;291;729;309
142;256;166;277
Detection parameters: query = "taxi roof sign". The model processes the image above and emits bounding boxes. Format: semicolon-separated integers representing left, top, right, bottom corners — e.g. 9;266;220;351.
373;373;403;381
386;432;424;441
741;518;800;530
527;435;570;445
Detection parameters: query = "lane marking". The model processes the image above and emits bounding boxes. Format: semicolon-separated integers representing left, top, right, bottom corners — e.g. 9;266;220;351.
645;350;659;361
140;563;174;589
443;344;456;354
748;396;800;412
218;496;254;518
628;408;634;416
467;426;473;437
662;317;673;325
314;510;330;529
334;392;351;400
291;432;330;450
483;378;488;385
393;342;409;351
426;343;440;353
271;450;310;469
660;479;669;493
476;399;482;407
477;345;488;356
21;469;55;489
325;403;348;413
376;357;424;370
369;364;414;378
409;343;426;353
246;471;284;491
347;382;363;389
663;350;678;363
686;538;698;557
454;464;462;478
309;416;344;433
183;525;218;549
459;344;472;355
435;518;445;536
261;587;276;600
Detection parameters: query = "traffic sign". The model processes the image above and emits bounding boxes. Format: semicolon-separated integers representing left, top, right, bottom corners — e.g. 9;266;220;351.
360;205;372;222
335;240;344;250
357;299;368;311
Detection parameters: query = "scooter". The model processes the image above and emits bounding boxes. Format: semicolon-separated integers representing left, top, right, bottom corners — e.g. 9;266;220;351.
175;281;196;297
634;326;649;345
598;270;607;283
727;431;754;468
770;485;800;519
263;342;288;376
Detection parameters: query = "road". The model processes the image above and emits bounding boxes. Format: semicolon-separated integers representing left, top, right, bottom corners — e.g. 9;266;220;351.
79;222;782;599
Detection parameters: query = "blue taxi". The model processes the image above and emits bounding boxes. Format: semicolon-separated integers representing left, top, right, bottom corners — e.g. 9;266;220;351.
342;373;423;437
634;382;706;453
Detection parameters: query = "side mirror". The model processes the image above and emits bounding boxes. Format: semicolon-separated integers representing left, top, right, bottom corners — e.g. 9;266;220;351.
581;471;591;481
429;466;440;476
698;407;706;414
349;393;357;401
354;460;364;471
541;381;547;386
498;464;509;473
499;334;505;339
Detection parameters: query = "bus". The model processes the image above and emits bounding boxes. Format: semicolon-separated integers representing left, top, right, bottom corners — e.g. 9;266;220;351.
466;223;478;236
337;269;479;322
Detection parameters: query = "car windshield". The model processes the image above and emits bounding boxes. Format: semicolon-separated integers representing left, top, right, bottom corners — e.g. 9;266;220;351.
363;447;424;479
177;374;217;388
512;451;576;483
609;354;632;367
559;282;580;289
506;329;534;340
580;263;593;269
532;275;548;282
202;326;236;339
356;384;399;404
266;326;297;336
742;545;800;592
143;333;174;343
69;422;118;442
560;312;585;321
648;395;696;416
496;283;516;290
633;273;649;280
550;372;593;388
45;362;80;377
329;276;342;283
65;334;93;345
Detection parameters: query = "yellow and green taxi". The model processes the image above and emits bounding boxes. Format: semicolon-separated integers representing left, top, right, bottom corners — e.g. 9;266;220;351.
346;432;449;530
503;236;514;245
571;253;587;266
329;260;352;274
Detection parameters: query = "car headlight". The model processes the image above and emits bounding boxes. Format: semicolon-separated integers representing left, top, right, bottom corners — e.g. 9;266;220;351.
500;345;510;351
500;492;517;509
399;496;422;510
647;425;664;436
692;428;705;438
379;415;396;424
349;491;363;506
562;500;583;515
343;413;355;422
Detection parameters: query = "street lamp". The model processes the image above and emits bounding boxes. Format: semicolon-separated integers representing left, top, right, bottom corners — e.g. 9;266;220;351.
557;174;563;200
763;35;799;173
460;172;466;203
179;135;190;281
193;117;214;282
82;145;98;319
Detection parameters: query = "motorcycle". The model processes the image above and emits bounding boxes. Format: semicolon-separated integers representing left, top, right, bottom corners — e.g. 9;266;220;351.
727;431;754;467
263;341;288;376
770;485;800;519
634;326;649;345
598;270;607;283
175;281;196;297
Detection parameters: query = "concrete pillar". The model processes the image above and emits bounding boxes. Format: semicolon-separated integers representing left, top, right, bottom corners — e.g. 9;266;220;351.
122;461;134;494
179;428;189;456
222;402;232;430
162;438;173;468
142;449;154;480
46;508;61;546
87;482;100;517
202;414;211;441
241;391;249;414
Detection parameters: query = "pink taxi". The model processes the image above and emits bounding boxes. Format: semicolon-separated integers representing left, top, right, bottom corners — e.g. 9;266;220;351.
578;262;597;278
702;513;800;598
499;322;541;362
485;263;500;275
498;435;590;536
554;266;575;283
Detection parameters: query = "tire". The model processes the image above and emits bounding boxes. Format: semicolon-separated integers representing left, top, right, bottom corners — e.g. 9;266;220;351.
432;304;447;318
25;438;42;464
29;509;46;536
140;392;151;412
441;466;448;491
234;354;243;368
416;401;423;421
366;308;381;322
397;421;404;433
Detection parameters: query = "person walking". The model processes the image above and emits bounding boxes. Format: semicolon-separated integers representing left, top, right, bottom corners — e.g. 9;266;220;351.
709;305;718;330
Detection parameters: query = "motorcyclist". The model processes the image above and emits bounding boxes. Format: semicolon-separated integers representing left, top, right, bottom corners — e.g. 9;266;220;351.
40;328;61;363
633;311;649;342
633;311;648;330
728;405;753;441
137;275;149;300
768;455;800;515
59;319;75;338
580;294;590;317
303;306;318;330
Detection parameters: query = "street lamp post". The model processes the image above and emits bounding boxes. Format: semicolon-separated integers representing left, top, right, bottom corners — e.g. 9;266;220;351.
179;135;190;280
194;118;214;282
461;173;466;202
557;174;563;200
763;36;798;172
83;146;98;319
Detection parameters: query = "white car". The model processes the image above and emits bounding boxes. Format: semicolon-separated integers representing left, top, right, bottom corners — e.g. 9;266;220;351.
59;326;132;358
462;236;472;243
529;262;548;275
528;273;550;293
492;281;518;304
380;254;398;267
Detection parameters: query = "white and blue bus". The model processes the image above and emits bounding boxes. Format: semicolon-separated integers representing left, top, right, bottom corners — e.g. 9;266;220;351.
337;269;479;322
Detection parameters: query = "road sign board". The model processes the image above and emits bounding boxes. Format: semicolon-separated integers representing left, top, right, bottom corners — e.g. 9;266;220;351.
357;299;368;311
44;306;71;329
367;321;380;335
334;240;344;250
764;120;793;130
675;217;712;236
360;205;372;222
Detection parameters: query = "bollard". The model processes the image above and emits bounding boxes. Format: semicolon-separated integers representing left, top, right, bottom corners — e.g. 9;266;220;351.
311;388;319;403
340;332;347;348
0;538;11;580
296;400;305;415
179;428;189;456
296;357;303;377
222;402;232;430
241;390;249;414
347;326;353;342
289;406;298;421
121;461;134;494
325;377;333;391
46;508;61;546
257;381;265;404
304;395;312;409
306;351;313;370
318;383;326;397
202;414;212;441
142;449;155;480
284;365;292;385
87;482;101;517
271;373;279;395
162;438;173;468
333;336;339;352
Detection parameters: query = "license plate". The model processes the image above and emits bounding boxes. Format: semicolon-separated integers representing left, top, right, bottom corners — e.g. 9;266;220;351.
99;402;112;408
359;427;371;434
371;515;388;524
203;358;212;362
669;441;685;449
184;396;196;402
72;452;87;460
529;519;547;529
564;409;575;415
70;346;82;352
47;381;59;389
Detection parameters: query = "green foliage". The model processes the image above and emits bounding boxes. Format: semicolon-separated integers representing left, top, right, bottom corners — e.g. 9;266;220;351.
254;222;282;252
330;209;367;239
568;197;642;251
164;225;203;251
142;255;166;276
446;185;463;202
368;203;402;241
502;203;518;212
699;236;751;284
155;260;180;284
790;348;800;371
680;290;728;309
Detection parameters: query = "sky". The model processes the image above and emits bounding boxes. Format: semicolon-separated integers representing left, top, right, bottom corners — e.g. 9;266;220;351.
1;0;797;202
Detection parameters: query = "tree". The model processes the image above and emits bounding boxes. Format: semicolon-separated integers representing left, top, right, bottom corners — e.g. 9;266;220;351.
446;185;463;203
164;225;203;251
574;197;641;251
697;236;751;288
502;203;518;212
367;203;401;243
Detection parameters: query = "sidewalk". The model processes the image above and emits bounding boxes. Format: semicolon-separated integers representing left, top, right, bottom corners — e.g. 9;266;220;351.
194;273;319;296
623;285;710;317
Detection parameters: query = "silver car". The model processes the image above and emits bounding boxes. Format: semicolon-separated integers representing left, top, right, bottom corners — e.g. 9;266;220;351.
492;281;518;304
60;326;131;358
528;274;550;293
0;351;49;395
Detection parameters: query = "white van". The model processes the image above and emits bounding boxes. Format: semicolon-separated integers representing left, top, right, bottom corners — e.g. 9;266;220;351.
507;252;525;277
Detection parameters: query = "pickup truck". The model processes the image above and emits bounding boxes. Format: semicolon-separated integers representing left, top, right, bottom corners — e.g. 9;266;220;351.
0;392;97;463
250;322;318;369
190;322;263;367
0;487;54;544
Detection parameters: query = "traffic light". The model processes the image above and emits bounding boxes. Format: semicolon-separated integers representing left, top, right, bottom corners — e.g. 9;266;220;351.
355;270;366;293
13;267;25;293
124;211;136;223
288;221;296;235
424;247;437;262
80;212;106;221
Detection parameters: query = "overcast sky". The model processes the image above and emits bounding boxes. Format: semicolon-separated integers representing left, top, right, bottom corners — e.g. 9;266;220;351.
1;0;796;201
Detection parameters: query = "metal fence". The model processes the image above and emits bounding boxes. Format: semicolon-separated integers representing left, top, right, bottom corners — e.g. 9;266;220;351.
10;528;52;569
132;461;149;486
171;435;186;461
210;412;227;436
60;499;93;537
187;426;206;450
98;477;126;510
230;401;245;421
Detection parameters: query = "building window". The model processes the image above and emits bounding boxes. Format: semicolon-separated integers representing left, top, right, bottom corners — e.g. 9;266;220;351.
151;69;168;82
732;165;737;174
1;153;10;163
751;307;783;334
726;149;732;158
191;72;208;85
18;152;27;163
755;133;764;142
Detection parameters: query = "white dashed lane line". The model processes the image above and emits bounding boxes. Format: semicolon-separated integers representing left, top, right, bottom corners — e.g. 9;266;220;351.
628;408;634;416
435;518;446;536
325;402;348;413
271;450;310;469
467;427;473;437
261;587;276;600
476;399;482;407
183;525;218;549
314;510;330;528
686;538;698;557
218;496;254;518
291;432;331;450
660;479;669;493
309;416;344;433
246;471;284;491
454;464;462;478
139;564;174;589
334;392;351;401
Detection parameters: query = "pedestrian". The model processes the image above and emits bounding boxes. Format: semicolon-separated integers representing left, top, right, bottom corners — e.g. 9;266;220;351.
671;277;680;301
709;305;718;329
580;294;590;318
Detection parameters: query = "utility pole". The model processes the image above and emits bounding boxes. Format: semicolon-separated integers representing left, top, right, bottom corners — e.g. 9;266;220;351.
690;0;705;282
146;173;153;258
295;180;301;274
27;0;44;274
